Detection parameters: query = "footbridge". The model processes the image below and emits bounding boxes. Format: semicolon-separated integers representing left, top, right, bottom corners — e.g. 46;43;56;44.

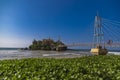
66;13;120;49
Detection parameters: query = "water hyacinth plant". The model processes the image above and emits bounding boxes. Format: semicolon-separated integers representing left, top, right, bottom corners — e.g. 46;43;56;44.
0;55;120;80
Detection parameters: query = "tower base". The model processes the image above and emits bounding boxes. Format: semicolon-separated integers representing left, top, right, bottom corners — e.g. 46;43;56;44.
90;46;108;55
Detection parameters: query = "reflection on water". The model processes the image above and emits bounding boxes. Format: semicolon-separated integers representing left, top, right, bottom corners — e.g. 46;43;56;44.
0;50;119;60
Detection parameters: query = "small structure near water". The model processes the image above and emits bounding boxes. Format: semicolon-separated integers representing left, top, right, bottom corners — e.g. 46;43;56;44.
56;44;67;51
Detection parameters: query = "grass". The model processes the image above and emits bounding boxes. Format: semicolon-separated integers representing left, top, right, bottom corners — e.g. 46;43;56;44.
0;55;120;80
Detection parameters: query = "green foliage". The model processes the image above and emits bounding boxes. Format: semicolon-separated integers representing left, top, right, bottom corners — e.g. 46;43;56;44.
0;55;120;79
29;39;66;50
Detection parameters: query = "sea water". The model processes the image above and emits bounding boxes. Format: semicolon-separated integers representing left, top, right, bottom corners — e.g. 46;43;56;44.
0;48;119;60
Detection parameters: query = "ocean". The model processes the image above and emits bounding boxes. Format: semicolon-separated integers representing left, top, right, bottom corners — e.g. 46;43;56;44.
0;48;119;60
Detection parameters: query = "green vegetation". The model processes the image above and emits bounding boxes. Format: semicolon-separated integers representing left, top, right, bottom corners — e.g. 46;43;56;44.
0;55;120;80
29;38;67;51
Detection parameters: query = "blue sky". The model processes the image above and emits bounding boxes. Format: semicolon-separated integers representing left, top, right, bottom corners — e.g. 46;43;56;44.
0;0;120;47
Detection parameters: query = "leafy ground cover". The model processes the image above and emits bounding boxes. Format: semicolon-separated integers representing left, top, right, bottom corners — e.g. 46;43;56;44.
0;55;120;80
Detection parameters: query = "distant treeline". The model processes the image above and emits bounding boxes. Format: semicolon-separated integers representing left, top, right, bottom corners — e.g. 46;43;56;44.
28;38;67;51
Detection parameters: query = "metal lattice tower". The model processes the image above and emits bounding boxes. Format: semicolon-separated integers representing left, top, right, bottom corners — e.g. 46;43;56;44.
93;13;104;47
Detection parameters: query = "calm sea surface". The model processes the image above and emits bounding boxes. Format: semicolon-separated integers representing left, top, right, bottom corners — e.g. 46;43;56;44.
0;48;120;60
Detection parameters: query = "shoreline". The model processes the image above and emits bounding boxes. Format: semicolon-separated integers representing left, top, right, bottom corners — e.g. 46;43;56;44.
0;53;90;60
0;53;116;61
0;49;119;60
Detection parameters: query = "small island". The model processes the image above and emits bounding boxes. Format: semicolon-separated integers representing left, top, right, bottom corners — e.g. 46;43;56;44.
28;38;67;51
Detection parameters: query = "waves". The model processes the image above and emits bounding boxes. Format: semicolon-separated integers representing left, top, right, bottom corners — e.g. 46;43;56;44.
0;50;120;60
108;52;120;55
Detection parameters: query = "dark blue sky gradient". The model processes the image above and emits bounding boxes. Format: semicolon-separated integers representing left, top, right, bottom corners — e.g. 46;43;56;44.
0;0;120;47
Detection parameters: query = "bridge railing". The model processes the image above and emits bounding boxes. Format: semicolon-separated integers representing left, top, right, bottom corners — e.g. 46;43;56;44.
66;43;120;47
